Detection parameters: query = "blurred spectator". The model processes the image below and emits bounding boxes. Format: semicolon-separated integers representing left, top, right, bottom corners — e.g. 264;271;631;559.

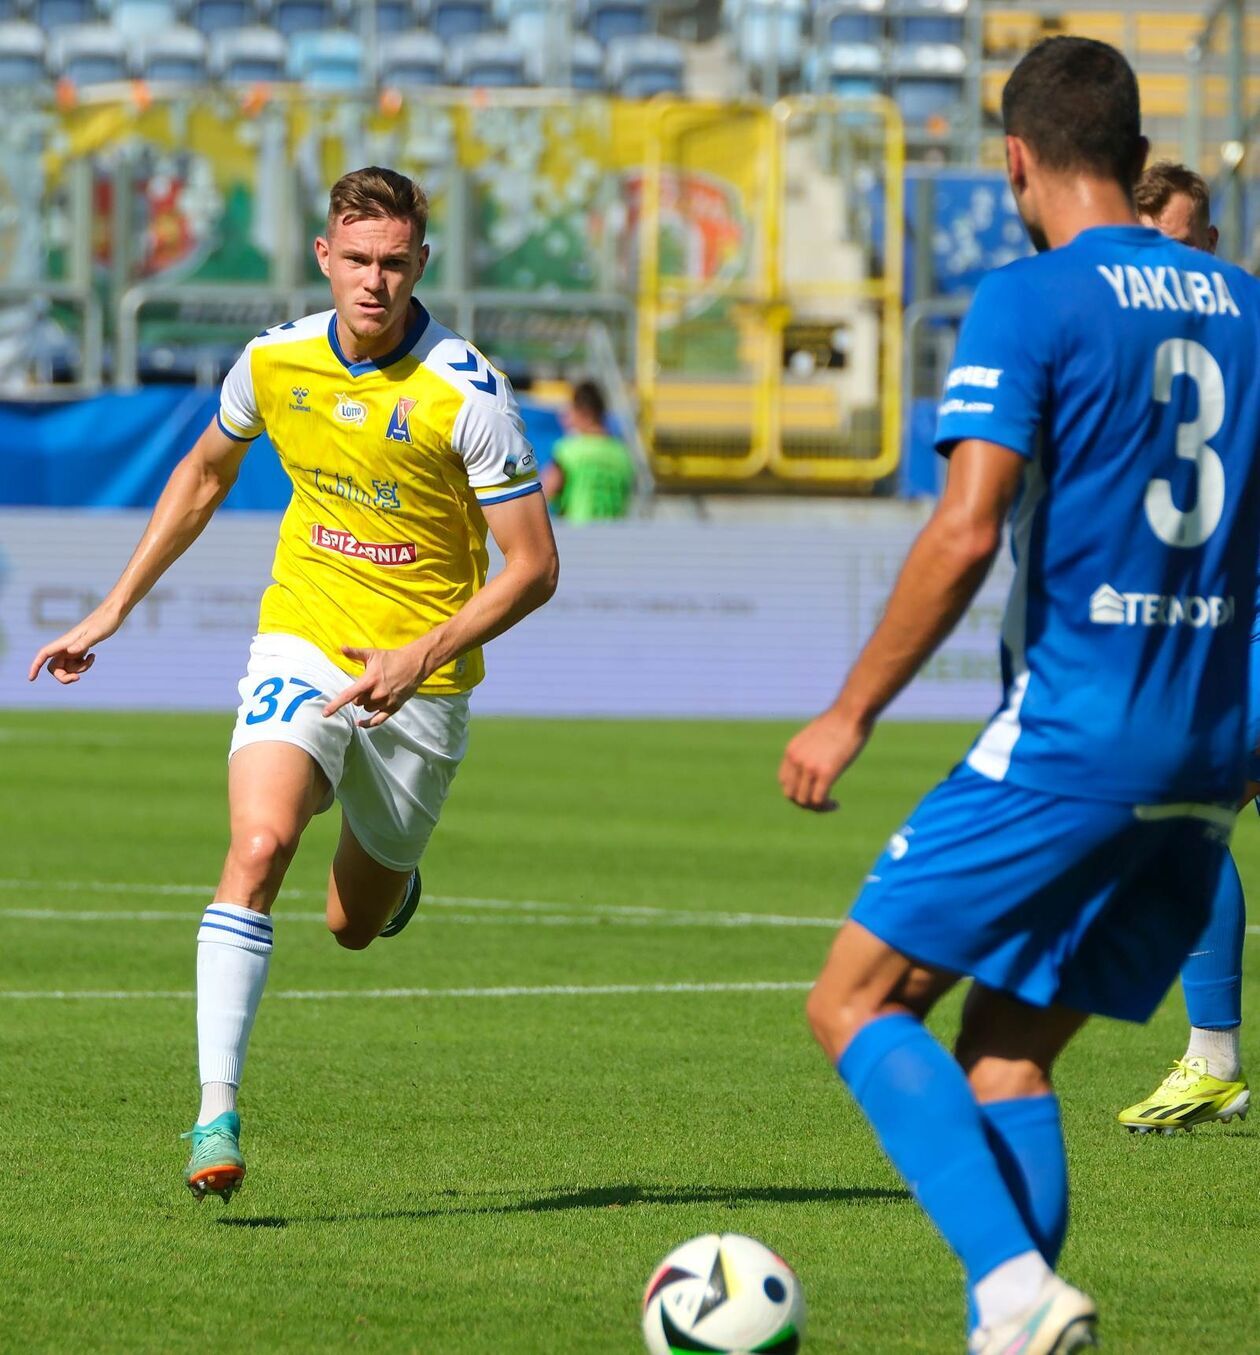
1134;161;1218;254
543;379;635;522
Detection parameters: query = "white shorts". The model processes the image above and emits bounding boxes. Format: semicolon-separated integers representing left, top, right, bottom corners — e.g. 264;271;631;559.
228;633;470;872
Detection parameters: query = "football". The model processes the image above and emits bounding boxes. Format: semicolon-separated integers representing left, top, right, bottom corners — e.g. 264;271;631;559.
642;1233;806;1354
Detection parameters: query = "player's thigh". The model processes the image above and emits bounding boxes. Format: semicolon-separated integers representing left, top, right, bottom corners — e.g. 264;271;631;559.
955;984;1088;1101
806;921;959;1061
325;814;413;946
335;691;469;879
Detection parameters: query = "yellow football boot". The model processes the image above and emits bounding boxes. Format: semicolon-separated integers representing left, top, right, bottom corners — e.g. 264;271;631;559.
1118;1057;1249;1134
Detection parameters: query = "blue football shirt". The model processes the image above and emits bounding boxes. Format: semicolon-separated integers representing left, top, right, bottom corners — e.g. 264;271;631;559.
937;224;1260;803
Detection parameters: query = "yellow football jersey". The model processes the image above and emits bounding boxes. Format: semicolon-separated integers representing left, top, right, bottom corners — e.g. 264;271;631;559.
217;302;540;693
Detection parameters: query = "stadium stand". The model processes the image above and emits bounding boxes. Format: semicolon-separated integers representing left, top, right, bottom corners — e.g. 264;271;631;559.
135;24;210;81
605;33;685;96
108;0;182;37
0;21;46;85
375;28;445;85
583;0;654;45
209;23;290;81
447;30;530;86
270;0;339;37
288;28;363;87
190;0;257;34
49;22;129;84
424;0;494;42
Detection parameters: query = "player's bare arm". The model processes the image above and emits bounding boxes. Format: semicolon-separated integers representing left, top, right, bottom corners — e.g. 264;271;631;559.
779;438;1024;811
323;490;559;727
28;418;249;684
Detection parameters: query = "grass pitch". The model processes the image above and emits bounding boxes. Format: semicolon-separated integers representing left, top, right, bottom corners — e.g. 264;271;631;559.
0;712;1257;1354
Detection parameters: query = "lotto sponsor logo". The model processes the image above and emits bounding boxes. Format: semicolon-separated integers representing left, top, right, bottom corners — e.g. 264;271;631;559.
1089;583;1235;628
333;392;368;425
310;524;417;566
945;365;1002;391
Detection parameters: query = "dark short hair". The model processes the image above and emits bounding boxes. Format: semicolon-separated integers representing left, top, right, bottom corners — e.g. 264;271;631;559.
327;166;428;244
1135;161;1211;228
571;379;607;423
1002;37;1143;187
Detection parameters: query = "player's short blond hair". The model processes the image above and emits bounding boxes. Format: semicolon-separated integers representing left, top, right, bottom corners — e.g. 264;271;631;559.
1135;162;1211;231
327;166;429;246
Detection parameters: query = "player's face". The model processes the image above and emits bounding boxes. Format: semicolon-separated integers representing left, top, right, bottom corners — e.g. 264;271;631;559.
315;214;429;354
1138;193;1218;254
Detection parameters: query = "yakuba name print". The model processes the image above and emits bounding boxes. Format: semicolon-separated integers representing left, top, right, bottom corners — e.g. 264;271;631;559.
1096;264;1241;317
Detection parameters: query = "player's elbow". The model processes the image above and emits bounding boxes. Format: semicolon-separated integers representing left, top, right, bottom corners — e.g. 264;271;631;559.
935;513;1003;570
532;548;560;605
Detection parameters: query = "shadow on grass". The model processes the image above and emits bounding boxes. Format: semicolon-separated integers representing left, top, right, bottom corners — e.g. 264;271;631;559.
218;1182;907;1229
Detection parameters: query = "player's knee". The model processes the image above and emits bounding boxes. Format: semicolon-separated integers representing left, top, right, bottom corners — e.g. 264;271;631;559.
961;1051;1051;1102
228;826;297;885
328;916;377;951
806;983;870;1061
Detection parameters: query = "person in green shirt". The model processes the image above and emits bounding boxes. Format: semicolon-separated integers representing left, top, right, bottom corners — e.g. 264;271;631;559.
542;379;635;522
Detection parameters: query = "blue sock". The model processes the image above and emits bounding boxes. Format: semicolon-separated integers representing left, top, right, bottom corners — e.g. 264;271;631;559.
1182;848;1246;1030
980;1096;1068;1265
839;1013;1038;1287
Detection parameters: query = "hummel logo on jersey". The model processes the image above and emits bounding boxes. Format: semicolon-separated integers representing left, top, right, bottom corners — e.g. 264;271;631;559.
333;392;367;426
449;348;499;396
290;386;311;412
385;397;416;444
1089;583;1235;628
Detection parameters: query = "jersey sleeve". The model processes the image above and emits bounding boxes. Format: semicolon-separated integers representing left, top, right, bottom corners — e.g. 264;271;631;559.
217;344;265;442
935;266;1051;459
452;386;542;507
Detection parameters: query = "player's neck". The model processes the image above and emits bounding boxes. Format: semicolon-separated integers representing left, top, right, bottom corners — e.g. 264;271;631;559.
334;300;417;364
1037;175;1139;250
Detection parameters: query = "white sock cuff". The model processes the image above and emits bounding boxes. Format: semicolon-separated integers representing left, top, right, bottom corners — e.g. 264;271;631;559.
198;903;274;955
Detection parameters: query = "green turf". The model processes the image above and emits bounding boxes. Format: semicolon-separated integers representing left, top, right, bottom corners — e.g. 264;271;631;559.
0;712;1256;1354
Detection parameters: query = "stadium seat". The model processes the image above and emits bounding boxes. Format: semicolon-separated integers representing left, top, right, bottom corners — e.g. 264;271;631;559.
447;31;528;87
889;39;964;125
210;23;290;81
49;22;128;84
425;0;491;42
735;0;807;80
288;28;363;86
0;21;47;85
269;0;336;36
817;41;883;99
818;0;884;46
890;0;965;48
605;33;684;97
0;0;26;19
367;0;416;33
564;31;604;89
136;23;210;80
375;28;444;85
107;0;179;36
33;0;99;26
190;0;255;34
584;0;651;45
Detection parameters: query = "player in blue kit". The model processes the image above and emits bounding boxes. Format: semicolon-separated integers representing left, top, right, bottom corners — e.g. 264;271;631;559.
1117;161;1250;1132
780;39;1260;1355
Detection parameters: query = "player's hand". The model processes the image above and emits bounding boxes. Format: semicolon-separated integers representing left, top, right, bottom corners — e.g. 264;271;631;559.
779;710;870;812
322;643;436;728
27;604;123;685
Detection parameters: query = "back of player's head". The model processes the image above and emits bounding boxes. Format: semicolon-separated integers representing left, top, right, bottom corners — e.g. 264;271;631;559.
571;379;607;424
1135;162;1211;232
1002;37;1143;189
328;166;429;246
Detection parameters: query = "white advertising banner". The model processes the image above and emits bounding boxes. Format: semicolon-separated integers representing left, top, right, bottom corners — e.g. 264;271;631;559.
0;508;1012;720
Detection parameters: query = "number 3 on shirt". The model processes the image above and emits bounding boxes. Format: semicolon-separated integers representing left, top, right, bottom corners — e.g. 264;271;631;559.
245;676;323;725
1145;338;1225;549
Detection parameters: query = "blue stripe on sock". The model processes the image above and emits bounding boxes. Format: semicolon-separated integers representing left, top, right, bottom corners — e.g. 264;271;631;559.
204;906;273;933
198;920;274;948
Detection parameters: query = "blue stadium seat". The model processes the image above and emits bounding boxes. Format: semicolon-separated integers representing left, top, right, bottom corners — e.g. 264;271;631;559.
890;0;965;46
0;21;47;85
426;0;491;42
735;0;806;78
890;40;964;124
288;28;363;86
376;28;443;85
368;0;415;33
269;0;336;36
818;41;883;98
210;23;290;80
50;22;128;84
108;0;180;38
0;0;27;19
565;31;603;89
190;0;255;34
136;23;210;80
448;31;528;87
818;1;883;45
34;0;99;25
605;33;684;98
584;0;650;45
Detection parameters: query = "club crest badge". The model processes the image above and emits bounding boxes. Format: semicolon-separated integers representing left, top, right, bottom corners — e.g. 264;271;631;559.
385;397;416;444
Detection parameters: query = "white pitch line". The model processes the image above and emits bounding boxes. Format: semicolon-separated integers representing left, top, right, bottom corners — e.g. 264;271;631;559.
0;980;812;1002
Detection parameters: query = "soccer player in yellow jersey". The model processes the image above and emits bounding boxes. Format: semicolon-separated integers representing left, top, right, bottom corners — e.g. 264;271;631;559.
27;167;559;1202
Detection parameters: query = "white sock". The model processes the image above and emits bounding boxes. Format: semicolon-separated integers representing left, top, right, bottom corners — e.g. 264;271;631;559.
973;1251;1051;1332
195;903;273;1124
1185;1026;1242;1082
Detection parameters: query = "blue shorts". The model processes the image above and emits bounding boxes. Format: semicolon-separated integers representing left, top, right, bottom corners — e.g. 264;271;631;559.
849;766;1234;1023
1248;625;1260;783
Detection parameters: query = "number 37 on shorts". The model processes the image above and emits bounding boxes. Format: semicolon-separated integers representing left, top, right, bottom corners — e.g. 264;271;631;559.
243;676;324;726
